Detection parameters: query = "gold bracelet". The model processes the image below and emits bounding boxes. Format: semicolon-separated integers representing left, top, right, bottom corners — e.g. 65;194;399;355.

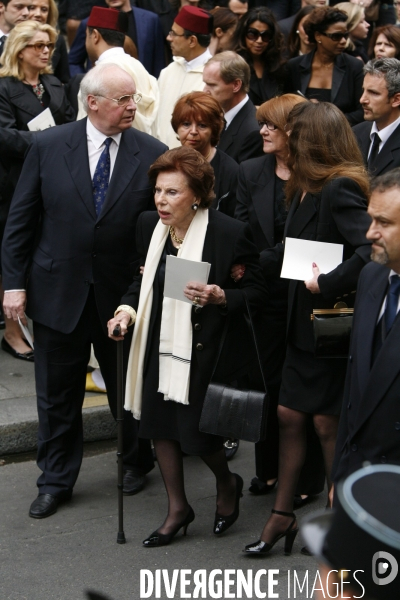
114;305;137;327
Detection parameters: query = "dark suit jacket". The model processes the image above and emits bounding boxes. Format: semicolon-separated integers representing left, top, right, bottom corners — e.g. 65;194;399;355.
284;49;364;125
235;154;289;314
278;14;296;41
218;99;264;164
211;148;238;218
333;262;400;482
0;75;75;253
121;209;268;385
52;35;70;84
353;120;400;176
1;118;167;334
68;6;165;78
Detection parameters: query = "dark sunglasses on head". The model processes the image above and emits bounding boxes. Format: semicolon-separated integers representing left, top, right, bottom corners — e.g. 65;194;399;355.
245;28;272;43
320;31;349;42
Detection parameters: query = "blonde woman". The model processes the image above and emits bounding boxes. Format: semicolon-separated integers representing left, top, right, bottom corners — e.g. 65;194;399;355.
28;0;70;83
336;2;370;62
0;21;74;362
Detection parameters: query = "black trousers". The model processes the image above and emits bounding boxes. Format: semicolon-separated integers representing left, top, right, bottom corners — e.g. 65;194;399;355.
33;287;154;497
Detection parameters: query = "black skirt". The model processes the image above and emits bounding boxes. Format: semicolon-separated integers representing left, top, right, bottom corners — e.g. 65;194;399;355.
279;342;347;416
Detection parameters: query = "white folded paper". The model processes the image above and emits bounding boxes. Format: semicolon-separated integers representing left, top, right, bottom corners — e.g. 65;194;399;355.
27;108;56;131
281;237;343;281
164;255;211;304
18;315;34;349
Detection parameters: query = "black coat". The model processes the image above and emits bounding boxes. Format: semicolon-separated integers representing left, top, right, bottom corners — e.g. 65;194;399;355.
1;118;167;334
333;262;400;482
284;49;364;125
218;99;264;163
353;120;400;176
210;148;238;218
52;35;70;84
121;209;269;385
0;74;75;255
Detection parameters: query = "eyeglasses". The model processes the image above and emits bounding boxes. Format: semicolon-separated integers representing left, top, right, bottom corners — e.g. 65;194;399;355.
246;28;272;43
258;121;278;131
25;42;55;52
96;93;142;107
168;29;186;38
320;31;349;42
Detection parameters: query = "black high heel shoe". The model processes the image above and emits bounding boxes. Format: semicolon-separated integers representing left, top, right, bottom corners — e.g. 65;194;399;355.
213;473;243;535
244;509;298;556
143;506;195;547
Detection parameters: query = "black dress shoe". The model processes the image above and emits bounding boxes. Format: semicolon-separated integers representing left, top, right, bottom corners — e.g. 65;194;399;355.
293;494;315;510
224;438;239;461
29;494;59;518
1;337;34;362
123;472;145;495
249;477;277;495
214;473;243;535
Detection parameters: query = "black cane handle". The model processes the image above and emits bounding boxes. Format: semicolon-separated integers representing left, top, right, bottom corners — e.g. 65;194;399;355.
113;324;121;337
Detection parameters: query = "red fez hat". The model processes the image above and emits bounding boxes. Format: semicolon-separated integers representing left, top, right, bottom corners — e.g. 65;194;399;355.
87;7;125;32
174;6;212;35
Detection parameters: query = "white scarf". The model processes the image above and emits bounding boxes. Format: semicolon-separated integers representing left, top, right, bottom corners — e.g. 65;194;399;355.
125;208;209;419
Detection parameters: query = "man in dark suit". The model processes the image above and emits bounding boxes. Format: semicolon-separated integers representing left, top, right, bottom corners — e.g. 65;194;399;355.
203;51;264;163
2;63;167;518
332;168;400;484
68;0;165;78
278;0;326;40
0;0;30;55
353;58;400;176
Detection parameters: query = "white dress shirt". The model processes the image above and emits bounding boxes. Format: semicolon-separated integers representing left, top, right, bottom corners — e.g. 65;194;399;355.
368;116;400;159
224;95;249;129
87;118;121;179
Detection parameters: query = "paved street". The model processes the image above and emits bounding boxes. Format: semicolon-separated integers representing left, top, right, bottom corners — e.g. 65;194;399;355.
0;329;326;600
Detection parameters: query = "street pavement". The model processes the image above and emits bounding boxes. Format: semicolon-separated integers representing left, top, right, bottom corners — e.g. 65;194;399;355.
0;329;326;600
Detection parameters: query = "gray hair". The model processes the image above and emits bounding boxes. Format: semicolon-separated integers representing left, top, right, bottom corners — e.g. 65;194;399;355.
364;57;400;97
370;167;400;194
205;51;250;94
80;63;128;112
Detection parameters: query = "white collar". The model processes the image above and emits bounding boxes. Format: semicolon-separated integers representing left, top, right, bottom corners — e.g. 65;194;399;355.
96;47;126;64
178;47;211;72
389;269;400;279
371;115;400;146
0;29;8;37
87;117;122;149
224;95;249;128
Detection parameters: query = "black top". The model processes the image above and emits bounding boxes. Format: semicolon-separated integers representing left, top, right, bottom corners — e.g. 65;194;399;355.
274;174;287;244
126;9;138;48
210;149;239;217
305;87;331;103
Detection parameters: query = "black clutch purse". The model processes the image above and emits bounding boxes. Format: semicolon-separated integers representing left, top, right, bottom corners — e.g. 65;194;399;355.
199;294;269;443
311;303;354;359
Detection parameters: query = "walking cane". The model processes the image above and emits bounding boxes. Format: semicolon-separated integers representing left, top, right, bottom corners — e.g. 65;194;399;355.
113;324;126;544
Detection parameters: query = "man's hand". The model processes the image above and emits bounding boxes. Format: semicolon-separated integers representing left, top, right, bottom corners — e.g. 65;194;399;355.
3;291;27;324
304;263;321;294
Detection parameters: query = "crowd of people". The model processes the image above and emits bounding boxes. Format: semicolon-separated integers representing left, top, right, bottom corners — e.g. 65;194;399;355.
1;1;400;598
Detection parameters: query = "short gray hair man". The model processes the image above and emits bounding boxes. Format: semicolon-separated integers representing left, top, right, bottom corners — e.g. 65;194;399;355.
364;57;400;98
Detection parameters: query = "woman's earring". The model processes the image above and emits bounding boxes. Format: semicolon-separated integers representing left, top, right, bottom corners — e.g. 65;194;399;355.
191;203;199;211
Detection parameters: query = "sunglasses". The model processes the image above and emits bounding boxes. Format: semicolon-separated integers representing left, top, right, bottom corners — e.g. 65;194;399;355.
320;31;349;42
246;28;272;43
25;42;55;52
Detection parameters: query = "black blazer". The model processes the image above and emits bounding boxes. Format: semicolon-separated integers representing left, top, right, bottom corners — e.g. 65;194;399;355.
284;50;364;125
218;99;264;164
121;209;269;384
0;74;75;251
210;149;238;218
1;118;167;334
52;35;70;84
235;153;289;314
333;262;400;482
353;120;400;176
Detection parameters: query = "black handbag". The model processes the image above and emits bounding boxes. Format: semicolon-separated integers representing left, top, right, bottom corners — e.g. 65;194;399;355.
311;302;354;359
199;294;269;443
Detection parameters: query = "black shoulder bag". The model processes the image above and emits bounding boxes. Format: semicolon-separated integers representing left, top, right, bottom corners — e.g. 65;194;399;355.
199;293;269;443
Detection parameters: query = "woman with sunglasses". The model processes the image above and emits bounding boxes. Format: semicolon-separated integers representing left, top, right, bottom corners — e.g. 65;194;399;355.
0;21;75;363
233;7;286;107
284;6;364;125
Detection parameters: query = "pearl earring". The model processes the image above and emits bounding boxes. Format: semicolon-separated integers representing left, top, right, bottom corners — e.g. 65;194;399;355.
191;203;199;211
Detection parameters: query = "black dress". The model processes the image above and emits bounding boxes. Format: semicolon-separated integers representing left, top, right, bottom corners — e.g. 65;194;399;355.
139;237;224;456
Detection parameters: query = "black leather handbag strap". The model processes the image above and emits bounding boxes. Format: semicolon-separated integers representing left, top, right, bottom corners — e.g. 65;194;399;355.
210;292;267;393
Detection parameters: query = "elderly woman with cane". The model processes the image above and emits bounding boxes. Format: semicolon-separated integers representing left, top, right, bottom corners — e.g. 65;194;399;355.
108;146;267;547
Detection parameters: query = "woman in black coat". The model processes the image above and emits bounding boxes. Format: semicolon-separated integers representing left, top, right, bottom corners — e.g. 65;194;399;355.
284;6;364;125
0;20;75;361
233;7;286;107
108;147;268;547
244;101;371;556
172;91;239;217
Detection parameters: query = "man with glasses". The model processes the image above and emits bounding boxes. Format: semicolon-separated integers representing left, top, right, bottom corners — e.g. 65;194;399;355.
156;5;213;148
0;0;30;56
2;62;167;519
75;6;159;135
203;51;263;162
